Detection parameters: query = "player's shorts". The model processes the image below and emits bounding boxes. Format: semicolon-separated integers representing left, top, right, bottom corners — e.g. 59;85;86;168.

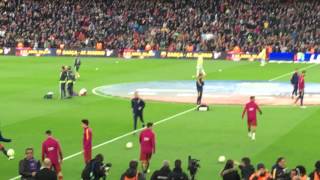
52;163;62;174
247;119;257;126
0;144;3;150
140;152;152;161
84;149;92;164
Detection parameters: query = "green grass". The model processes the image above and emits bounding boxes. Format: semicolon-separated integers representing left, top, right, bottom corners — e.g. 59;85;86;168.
0;56;319;179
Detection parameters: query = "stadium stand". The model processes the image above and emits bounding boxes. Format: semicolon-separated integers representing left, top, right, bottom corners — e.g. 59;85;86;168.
0;0;319;53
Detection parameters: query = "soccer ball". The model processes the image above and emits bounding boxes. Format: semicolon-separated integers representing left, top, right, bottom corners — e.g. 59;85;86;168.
126;142;133;149
218;155;226;163
7;149;15;157
79;88;87;96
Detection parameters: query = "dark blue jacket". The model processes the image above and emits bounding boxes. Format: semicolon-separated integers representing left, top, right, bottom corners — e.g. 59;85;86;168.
290;72;299;85
131;98;145;114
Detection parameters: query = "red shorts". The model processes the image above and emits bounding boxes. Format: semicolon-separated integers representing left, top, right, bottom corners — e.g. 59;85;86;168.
84;149;92;164
247;119;257;126
52;163;62;174
140;152;152;161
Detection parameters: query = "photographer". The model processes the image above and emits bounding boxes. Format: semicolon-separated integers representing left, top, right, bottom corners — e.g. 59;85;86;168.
188;156;200;180
120;160;145;180
239;157;255;180
82;154;111;180
220;160;240;180
168;159;189;180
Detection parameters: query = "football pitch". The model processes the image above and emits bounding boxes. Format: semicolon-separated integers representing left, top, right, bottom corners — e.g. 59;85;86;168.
0;56;319;179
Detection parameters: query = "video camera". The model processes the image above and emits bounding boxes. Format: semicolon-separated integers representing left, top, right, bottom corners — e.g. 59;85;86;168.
188;156;200;180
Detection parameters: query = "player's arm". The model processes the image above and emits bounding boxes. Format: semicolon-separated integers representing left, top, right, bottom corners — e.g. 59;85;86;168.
131;99;134;109
41;143;45;161
57;143;63;163
257;105;262;115
242;105;247;119
152;134;156;154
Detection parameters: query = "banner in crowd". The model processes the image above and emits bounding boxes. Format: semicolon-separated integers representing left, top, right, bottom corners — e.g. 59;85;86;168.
0;47;14;55
269;52;294;61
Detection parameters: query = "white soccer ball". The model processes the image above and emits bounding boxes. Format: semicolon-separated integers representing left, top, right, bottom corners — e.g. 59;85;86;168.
218;155;226;163
126;142;133;149
79;88;87;96
7;149;15;157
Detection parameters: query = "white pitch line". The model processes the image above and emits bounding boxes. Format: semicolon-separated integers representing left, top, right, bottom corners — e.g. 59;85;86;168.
268;63;318;82
8;106;196;180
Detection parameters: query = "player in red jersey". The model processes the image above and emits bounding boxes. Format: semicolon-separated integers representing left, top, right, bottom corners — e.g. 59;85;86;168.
294;70;306;108
42;130;63;180
82;119;92;164
139;122;156;174
242;96;262;140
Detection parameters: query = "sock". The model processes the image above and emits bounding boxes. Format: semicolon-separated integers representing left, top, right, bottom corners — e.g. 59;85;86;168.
252;133;256;140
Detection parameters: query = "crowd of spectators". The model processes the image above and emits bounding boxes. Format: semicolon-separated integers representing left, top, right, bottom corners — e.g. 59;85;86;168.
0;0;320;53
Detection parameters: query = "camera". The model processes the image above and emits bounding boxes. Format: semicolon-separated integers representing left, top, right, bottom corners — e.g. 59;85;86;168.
103;163;112;176
188;156;200;180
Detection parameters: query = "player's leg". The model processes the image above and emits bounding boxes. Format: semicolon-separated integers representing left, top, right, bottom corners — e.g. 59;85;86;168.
83;149;91;164
0;131;11;142
294;91;301;104
60;83;66;99
300;90;304;106
247;121;252;138
53;163;63;180
133;113;138;130
251;126;256;140
0;144;9;158
138;113;145;127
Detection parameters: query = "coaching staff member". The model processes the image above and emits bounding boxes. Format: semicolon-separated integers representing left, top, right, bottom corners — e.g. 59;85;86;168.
290;69;299;99
131;91;145;130
19;147;41;180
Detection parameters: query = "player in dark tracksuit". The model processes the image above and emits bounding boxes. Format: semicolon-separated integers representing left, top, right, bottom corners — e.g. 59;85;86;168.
59;66;67;99
74;55;81;79
131;91;145;130
290;69;299;99
196;73;204;105
66;66;76;98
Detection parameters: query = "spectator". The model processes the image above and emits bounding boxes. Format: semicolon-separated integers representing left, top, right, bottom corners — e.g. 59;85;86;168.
19;147;41;180
120;160;145;180
35;158;57;180
271;157;290;180
151;160;171;180
249;163;272;180
295;165;307;180
220;160;240;180
0;0;319;53
309;161;320;180
168;159;189;180
239;157;255;180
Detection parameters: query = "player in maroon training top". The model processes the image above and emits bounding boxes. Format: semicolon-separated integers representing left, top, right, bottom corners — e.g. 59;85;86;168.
242;96;262;140
294;70;306;107
42;130;63;180
139;122;156;174
82;119;92;164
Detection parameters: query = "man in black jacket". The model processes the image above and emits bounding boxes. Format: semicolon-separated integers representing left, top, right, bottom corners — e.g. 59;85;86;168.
168;159;189;180
131;91;145;130
35;158;57;180
271;157;290;180
290;69;299;99
19;148;41;180
151;160;171;180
